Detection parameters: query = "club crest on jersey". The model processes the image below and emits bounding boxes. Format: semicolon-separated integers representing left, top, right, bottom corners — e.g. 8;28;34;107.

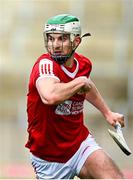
55;100;72;115
55;100;84;115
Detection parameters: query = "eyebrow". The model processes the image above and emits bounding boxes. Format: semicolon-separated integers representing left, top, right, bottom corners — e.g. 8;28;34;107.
48;34;69;38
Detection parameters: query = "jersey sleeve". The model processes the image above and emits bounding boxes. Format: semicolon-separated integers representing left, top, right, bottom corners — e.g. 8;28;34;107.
86;59;92;78
80;54;92;78
30;58;60;87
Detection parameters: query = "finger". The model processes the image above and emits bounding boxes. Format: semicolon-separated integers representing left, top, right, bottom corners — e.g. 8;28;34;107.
121;116;125;127
117;114;125;127
111;120;117;127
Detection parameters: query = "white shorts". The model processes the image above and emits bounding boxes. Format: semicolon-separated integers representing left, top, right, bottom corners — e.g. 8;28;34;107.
30;134;102;179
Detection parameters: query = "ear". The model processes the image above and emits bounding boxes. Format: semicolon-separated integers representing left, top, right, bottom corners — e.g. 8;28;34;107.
73;36;81;48
75;36;81;45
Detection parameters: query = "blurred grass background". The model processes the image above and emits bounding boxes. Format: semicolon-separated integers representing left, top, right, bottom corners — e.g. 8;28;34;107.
0;0;133;178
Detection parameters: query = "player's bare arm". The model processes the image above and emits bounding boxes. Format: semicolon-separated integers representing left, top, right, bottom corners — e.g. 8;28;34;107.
36;76;90;105
85;78;124;127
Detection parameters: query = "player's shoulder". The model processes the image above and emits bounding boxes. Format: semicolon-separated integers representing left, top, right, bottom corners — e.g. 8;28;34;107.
36;53;53;64
33;53;59;69
74;52;92;67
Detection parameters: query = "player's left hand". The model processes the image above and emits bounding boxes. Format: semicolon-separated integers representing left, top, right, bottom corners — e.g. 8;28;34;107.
105;111;125;128
77;78;91;95
77;86;91;94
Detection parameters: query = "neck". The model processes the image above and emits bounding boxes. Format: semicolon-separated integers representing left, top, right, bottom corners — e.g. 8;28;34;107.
64;54;74;68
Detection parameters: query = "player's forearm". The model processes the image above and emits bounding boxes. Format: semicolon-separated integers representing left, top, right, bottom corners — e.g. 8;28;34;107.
51;80;85;104
85;80;111;118
38;77;87;105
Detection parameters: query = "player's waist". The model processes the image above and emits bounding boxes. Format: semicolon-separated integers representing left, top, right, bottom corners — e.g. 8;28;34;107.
32;131;89;163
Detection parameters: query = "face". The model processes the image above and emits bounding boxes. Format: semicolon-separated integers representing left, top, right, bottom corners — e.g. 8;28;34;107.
46;33;81;56
46;33;72;56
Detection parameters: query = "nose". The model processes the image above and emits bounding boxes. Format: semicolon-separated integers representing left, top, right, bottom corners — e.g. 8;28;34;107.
53;39;61;49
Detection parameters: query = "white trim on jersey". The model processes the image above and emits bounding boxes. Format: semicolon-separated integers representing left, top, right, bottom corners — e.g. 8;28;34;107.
61;59;79;78
36;58;60;87
36;75;60;88
39;59;55;77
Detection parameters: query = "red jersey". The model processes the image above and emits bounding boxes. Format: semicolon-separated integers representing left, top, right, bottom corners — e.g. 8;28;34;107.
25;52;92;163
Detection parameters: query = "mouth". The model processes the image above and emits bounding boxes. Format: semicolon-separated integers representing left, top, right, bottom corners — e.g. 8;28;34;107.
53;51;62;55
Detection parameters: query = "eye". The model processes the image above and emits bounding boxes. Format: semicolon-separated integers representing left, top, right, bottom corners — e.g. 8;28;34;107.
59;35;69;42
48;35;54;42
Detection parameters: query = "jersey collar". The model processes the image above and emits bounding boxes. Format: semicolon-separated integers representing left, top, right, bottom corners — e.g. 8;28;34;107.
61;59;79;78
